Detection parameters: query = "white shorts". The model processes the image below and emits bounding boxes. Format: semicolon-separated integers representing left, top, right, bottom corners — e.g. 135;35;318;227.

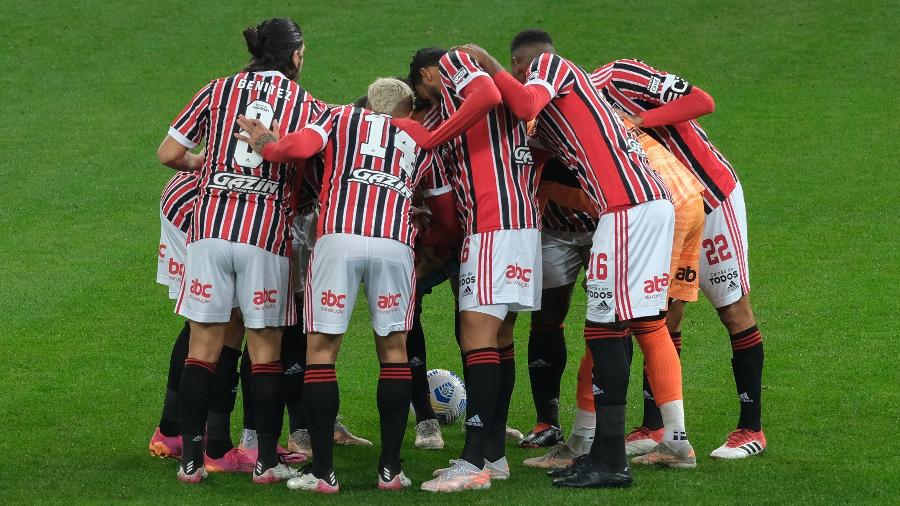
586;200;674;323
541;229;593;290
291;209;319;294
176;238;294;329
305;233;415;336
699;181;750;308
458;228;542;318
157;209;187;300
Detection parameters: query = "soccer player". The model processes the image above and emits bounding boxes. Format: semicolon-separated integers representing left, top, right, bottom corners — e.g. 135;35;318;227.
235;77;455;493
591;56;767;459
525;121;707;470
157;17;322;484
461;30;692;487
408;47;542;492
521;167;597;450
149;171;199;460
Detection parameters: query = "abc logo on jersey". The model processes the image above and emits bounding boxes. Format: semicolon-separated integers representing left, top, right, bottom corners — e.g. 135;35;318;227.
377;293;401;312
321;290;346;313
505;264;532;286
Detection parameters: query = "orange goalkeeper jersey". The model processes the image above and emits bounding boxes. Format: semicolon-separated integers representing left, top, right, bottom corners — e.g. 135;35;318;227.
623;118;704;210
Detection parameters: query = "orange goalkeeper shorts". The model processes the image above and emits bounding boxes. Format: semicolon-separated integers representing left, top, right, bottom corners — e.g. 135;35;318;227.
669;194;704;302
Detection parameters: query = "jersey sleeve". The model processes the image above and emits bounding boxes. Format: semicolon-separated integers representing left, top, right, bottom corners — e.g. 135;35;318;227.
438;49;489;96
304;105;337;149
169;82;213;149
525;53;575;99
610;59;694;104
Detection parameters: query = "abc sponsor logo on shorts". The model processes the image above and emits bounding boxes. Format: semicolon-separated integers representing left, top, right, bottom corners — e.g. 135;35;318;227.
252;289;278;310
674;266;697;283
168;258;185;281
189;279;213;303
643;274;669;300
158;243;167;260
505;263;532;287
320;290;346;313
376;293;401;313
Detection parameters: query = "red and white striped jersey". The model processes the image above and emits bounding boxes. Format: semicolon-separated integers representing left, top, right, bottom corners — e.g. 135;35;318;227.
168;70;325;256
524;53;670;214
542;201;597;233
591;59;737;211
436;50;540;236
306;105;447;246
160;171;198;233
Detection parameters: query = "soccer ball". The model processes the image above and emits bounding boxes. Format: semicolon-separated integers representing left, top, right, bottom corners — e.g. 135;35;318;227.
426;369;466;425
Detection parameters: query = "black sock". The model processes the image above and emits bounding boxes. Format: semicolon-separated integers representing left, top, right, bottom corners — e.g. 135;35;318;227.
408;295;436;423
303;364;339;479
377;363;412;472
179;358;216;472
527;322;566;426
585;324;630;472
281;300;307;433
251;361;283;472
240;346;255;431
730;325;763;431
485;345;515;462
159;322;190;436
205;345;240;459
159;390;181;437
459;348;499;467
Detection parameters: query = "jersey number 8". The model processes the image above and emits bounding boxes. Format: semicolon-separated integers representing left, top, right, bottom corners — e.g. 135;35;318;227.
234;100;275;168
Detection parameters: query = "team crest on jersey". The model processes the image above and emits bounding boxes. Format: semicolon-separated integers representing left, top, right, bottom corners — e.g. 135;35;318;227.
208;173;278;195
348;168;412;199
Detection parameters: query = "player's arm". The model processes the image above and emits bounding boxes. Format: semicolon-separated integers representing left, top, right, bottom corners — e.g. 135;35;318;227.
609;59;714;127
157;137;204;171
463;45;555;121
160;82;212;171
235;114;328;163
421;50;502;150
628;88;714;127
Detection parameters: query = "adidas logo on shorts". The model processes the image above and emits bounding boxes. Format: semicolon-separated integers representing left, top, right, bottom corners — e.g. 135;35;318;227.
596;300;611;311
727;280;739;292
462;286;473;296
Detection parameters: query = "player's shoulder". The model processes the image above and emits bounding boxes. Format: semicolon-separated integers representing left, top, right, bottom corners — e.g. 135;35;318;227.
611;58;658;75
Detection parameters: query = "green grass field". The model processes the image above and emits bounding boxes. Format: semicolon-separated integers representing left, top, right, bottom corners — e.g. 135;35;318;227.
1;0;897;503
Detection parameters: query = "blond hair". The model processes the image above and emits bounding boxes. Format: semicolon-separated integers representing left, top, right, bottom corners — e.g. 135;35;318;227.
366;77;414;117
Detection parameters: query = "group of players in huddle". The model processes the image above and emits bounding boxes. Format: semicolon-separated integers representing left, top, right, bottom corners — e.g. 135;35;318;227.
148;16;768;493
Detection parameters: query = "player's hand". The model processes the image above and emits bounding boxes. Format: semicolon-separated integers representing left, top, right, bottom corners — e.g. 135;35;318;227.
410;205;433;231
459;43;503;76
615;109;644;128
234;115;280;154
